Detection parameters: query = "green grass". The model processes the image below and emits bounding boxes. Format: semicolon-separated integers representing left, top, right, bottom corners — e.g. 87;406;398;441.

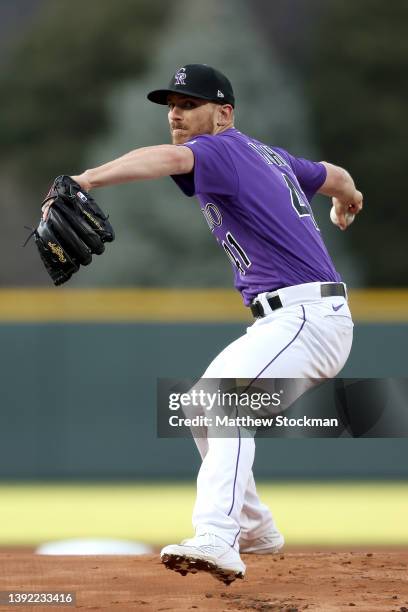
0;482;407;547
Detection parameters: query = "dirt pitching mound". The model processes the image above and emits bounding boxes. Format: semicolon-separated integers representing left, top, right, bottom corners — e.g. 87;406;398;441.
0;550;407;611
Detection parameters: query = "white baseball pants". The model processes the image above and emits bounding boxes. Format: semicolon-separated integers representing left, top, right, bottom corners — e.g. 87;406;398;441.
190;287;354;548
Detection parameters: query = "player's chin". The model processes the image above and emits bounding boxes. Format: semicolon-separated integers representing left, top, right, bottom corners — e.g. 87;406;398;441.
171;130;190;145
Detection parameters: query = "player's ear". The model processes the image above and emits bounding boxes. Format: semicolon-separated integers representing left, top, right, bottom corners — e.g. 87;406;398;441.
217;104;233;126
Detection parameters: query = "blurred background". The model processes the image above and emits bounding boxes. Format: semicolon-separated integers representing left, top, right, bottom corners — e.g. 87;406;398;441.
0;0;407;551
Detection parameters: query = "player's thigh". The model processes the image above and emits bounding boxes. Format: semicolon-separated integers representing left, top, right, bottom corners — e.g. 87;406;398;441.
203;307;308;378
202;334;251;378
203;304;353;379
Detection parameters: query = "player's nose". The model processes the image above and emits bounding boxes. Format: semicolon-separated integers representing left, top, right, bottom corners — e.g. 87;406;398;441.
168;104;183;121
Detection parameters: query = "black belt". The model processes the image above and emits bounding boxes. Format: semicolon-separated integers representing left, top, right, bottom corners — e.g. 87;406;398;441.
250;282;346;319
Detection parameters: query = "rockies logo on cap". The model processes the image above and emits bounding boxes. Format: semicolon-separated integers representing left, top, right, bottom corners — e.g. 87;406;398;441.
174;67;187;86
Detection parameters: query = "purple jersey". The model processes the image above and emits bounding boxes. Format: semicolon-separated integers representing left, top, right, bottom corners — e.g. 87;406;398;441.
171;128;341;305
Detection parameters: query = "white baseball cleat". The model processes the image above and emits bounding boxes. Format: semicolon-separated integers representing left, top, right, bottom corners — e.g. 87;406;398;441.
239;529;285;554
160;533;246;585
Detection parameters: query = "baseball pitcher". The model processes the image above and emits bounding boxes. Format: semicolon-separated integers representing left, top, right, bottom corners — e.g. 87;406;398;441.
42;64;363;584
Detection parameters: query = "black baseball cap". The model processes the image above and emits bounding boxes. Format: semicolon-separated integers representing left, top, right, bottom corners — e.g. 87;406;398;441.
147;64;235;107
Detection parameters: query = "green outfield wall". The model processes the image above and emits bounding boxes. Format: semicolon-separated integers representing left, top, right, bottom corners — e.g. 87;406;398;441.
0;317;407;480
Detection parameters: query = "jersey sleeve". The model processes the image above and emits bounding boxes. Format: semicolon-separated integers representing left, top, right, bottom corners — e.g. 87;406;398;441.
171;134;239;197
273;147;327;202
